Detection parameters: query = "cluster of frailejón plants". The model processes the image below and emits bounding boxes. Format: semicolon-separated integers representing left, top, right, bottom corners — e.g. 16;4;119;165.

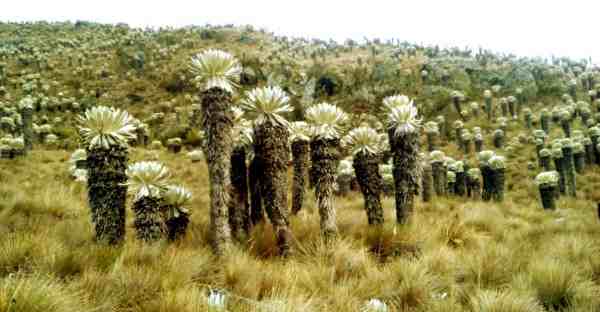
77;106;194;244
77;106;136;244
34;40;596;264
125;161;193;242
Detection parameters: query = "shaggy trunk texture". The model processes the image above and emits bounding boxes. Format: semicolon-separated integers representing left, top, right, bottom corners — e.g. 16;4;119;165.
541;116;550;134
311;138;340;243
162;205;190;241
201;87;233;255
574;152;585;174
432;161;446;196
585;142;595;167
254;121;292;257
539;186;557;210
591;135;600;166
291;140;309;215
248;157;265;225
554;157;566;196
133;196;165;243
21;107;33;153
540;155;552;171
455;171;466;196
475;139;483;153
426;133;437;152
562;146;577;197
389;130;420;224
353;152;384;225
480;165;494;201
485;98;493;120
421;163;433;202
229;146;250;241
491;168;505;202
86;146;127;245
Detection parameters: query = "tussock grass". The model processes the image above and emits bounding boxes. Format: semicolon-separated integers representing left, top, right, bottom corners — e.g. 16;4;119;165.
0;274;93;312
3;148;600;311
468;289;544;312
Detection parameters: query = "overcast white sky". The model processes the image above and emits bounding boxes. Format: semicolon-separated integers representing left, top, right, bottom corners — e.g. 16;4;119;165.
2;0;599;61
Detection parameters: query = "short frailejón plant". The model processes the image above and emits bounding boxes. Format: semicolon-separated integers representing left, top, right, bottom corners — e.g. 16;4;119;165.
384;95;421;223
78;105;136;245
478;150;496;201
162;185;193;241
125;161;170;242
535;171;559;210
489;155;506;202
306;102;348;242
343;126;385;225
18;96;34;154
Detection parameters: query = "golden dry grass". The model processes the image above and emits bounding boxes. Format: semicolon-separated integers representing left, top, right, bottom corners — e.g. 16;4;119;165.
1;144;600;311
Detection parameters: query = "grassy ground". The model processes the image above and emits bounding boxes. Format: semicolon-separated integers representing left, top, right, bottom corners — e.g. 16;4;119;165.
2;143;600;312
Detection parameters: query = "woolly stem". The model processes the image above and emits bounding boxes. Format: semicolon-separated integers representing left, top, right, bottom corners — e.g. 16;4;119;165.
248;156;264;225
311;138;339;244
388;129;420;224
254;120;292;256
229;146;250;241
291;140;309;215
201;87;233;255
86;145;127;245
353;152;384;225
132;196;165;243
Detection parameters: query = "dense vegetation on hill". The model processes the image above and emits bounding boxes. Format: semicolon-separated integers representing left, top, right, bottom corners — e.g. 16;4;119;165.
0;21;589;145
2;21;600;311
